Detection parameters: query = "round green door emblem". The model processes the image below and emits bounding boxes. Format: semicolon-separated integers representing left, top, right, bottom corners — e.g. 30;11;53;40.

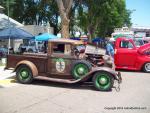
56;58;65;72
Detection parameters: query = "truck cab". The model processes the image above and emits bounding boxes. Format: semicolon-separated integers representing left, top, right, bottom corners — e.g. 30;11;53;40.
114;37;150;72
46;39;84;77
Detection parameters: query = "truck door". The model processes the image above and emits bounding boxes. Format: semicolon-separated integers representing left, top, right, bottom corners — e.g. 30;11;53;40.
47;43;74;77
115;40;137;68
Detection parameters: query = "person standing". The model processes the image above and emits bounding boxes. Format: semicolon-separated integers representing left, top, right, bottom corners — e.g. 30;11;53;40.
106;38;115;59
44;41;48;53
105;38;115;69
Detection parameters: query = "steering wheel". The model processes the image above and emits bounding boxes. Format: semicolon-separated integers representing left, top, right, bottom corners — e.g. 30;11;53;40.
74;48;80;57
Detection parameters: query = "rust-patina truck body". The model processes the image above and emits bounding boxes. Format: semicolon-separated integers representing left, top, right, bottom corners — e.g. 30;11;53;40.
6;38;121;91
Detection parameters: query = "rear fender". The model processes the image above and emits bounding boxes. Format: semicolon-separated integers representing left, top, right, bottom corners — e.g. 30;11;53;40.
14;60;38;77
81;67;118;82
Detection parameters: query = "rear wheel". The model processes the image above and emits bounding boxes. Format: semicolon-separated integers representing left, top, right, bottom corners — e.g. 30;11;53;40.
71;60;92;79
92;72;114;91
28;49;33;53
143;62;150;73
16;65;33;84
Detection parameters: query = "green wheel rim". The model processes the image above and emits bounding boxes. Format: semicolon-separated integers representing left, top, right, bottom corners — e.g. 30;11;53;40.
19;68;30;81
73;64;89;79
95;73;111;90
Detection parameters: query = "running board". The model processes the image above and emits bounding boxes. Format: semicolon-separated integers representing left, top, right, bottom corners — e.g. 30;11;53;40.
35;76;81;84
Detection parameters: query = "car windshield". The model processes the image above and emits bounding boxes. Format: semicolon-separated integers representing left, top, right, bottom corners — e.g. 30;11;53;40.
29;41;35;46
75;45;86;53
133;39;144;47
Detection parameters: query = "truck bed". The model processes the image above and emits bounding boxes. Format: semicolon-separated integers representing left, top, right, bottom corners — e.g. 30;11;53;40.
6;53;48;73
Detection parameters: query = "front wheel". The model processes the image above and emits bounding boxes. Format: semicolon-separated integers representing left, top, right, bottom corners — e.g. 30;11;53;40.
71;60;92;79
92;72;114;91
143;62;150;73
16;65;33;84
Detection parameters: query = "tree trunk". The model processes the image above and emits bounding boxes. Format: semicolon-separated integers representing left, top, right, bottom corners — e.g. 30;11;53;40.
61;19;69;38
87;25;94;42
88;29;92;42
55;0;73;38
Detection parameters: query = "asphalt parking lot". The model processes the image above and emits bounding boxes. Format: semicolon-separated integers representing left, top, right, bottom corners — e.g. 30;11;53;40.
0;66;150;113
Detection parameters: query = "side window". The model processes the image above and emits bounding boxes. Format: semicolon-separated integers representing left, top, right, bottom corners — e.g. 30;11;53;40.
52;43;71;55
120;41;128;48
29;42;35;46
120;41;134;48
53;43;65;53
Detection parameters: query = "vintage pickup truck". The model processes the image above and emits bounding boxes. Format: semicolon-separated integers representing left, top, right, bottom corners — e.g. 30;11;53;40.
115;37;150;72
6;38;121;91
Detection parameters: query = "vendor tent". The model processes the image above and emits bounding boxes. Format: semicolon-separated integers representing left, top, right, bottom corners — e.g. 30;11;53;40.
0;27;34;39
35;33;58;41
0;13;24;29
0;27;34;54
92;37;104;43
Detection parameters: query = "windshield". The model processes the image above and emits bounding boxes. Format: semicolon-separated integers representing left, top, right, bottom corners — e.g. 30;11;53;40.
75;45;86;53
134;39;144;47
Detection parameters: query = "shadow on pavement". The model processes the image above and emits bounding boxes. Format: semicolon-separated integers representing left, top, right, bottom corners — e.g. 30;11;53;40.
116;69;144;73
31;79;112;92
11;76;113;92
32;79;96;91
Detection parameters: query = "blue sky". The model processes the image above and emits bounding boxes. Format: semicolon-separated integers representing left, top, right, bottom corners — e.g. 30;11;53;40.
126;0;150;26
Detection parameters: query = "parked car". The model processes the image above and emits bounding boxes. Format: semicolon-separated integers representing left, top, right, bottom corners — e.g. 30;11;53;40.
114;37;150;72
19;40;44;53
0;47;8;58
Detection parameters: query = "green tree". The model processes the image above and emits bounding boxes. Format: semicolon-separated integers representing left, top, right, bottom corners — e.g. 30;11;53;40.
1;0;60;34
76;0;132;40
42;0;59;34
0;0;131;39
0;0;16;18
11;0;24;23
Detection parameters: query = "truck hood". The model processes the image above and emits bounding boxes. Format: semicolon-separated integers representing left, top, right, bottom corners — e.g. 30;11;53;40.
138;43;150;54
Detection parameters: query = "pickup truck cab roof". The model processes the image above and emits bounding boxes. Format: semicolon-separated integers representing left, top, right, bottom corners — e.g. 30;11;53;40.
49;38;84;45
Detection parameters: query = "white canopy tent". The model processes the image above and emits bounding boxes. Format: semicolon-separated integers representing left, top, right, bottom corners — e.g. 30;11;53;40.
0;13;24;53
0;13;24;30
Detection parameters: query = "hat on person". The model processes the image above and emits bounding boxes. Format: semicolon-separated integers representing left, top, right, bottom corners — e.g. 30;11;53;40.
109;38;115;42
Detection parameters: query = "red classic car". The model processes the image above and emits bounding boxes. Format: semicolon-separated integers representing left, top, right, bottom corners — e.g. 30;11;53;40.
114;37;150;72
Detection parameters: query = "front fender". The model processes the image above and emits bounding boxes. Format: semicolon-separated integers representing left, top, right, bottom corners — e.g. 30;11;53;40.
80;67;120;82
14;60;38;77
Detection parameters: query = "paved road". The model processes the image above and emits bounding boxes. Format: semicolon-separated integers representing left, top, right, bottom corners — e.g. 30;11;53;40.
0;67;150;113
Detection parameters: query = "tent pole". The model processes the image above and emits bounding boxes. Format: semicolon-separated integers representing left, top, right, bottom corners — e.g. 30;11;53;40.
8;38;10;54
7;0;10;54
